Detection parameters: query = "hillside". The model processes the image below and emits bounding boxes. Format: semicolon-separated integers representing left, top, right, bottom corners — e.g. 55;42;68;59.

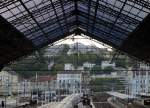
4;43;130;78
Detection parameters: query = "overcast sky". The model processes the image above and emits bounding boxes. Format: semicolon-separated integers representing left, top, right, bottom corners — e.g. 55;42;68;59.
54;34;112;51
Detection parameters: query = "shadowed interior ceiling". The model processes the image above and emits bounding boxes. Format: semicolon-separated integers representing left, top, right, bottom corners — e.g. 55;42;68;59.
0;0;150;69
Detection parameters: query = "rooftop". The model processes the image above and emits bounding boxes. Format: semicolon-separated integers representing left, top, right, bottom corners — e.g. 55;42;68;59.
30;75;56;82
58;70;82;74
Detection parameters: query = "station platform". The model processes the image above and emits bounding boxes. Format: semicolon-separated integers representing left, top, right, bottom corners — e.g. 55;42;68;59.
38;94;80;108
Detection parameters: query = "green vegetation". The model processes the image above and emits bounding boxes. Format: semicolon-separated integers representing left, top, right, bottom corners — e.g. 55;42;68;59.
50;52;105;70
113;54;134;68
103;66;114;74
90;66;114;75
116;58;128;68
9;57;49;78
51;64;64;71
90;65;102;74
61;44;70;54
52;53;103;65
5;44;131;78
89;78;125;92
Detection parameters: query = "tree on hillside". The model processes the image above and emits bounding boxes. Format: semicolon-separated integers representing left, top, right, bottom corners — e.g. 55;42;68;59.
51;64;64;71
89;78;125;92
90;65;102;74
116;58;127;68
61;44;70;54
103;66;114;74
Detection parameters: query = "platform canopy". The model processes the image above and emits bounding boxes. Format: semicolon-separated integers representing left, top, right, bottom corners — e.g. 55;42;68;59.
0;0;150;68
107;91;135;99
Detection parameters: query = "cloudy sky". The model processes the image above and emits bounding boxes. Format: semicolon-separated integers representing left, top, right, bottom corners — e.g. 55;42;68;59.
54;34;112;51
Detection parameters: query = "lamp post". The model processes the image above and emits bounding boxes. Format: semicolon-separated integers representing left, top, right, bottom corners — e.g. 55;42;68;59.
2;91;10;108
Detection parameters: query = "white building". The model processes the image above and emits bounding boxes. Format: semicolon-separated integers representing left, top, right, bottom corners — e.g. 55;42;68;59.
18;75;57;97
57;71;82;93
83;62;95;69
30;75;57;91
101;61;116;69
0;68;19;95
48;61;54;70
18;80;31;97
129;63;150;97
76;66;84;71
64;63;75;70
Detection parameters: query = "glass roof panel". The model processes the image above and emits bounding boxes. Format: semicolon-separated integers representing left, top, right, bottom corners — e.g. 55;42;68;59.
0;0;150;49
78;0;149;47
